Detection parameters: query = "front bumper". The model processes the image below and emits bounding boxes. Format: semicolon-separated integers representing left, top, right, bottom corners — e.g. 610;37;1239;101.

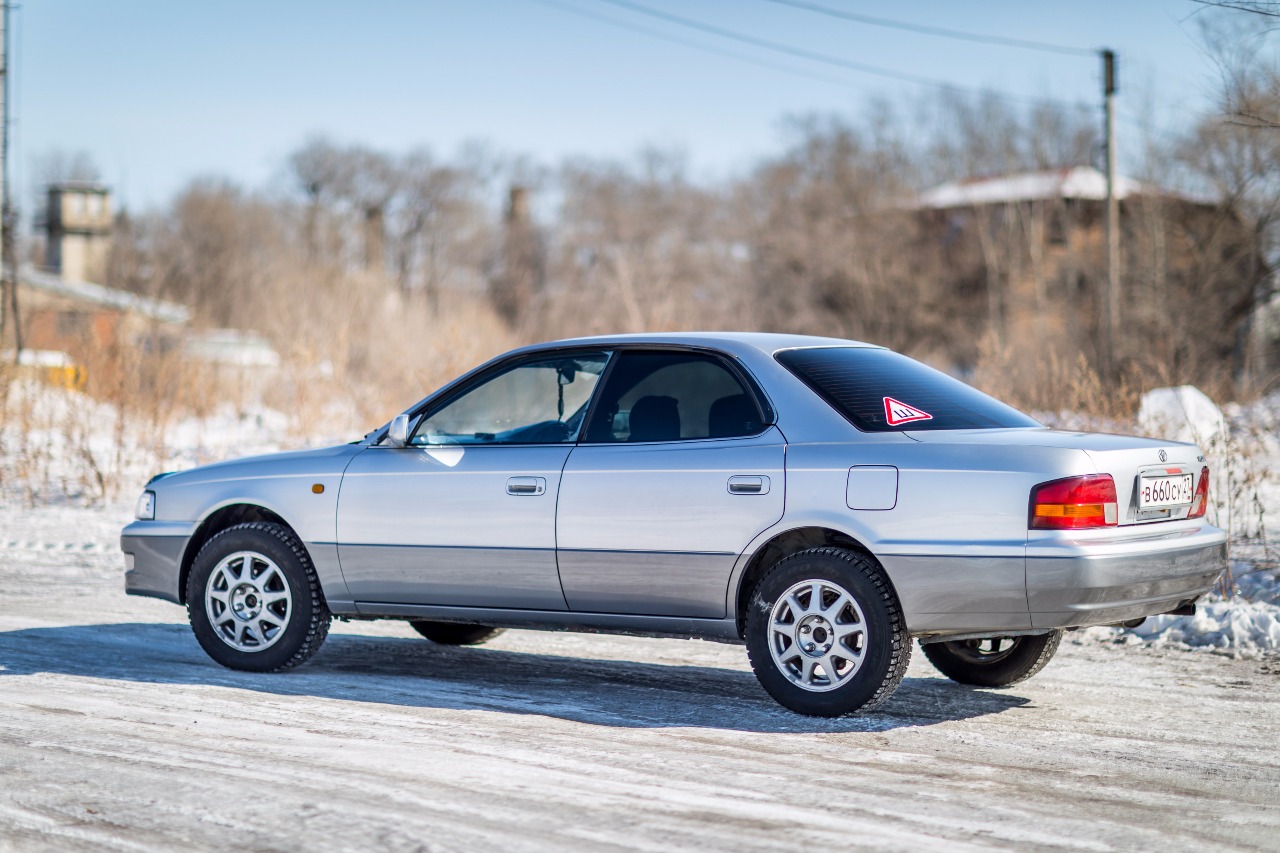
1026;520;1227;629
121;520;193;604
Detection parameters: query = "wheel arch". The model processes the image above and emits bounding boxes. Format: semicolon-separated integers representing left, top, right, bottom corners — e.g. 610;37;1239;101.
179;502;298;603
731;526;887;638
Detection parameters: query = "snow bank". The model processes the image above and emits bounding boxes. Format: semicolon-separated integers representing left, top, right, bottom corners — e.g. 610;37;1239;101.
1137;385;1226;446
1128;599;1280;656
1089;563;1280;658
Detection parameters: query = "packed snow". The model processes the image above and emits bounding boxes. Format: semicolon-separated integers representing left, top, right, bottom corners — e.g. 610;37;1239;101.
1;379;1279;848
1;504;1278;851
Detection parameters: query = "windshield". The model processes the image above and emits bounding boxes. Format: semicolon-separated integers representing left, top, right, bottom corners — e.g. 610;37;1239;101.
776;347;1040;432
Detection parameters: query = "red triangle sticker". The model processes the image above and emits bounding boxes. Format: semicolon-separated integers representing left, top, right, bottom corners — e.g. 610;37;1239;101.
883;397;933;426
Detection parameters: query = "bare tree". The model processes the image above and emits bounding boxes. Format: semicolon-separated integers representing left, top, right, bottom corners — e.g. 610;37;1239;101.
1192;1;1280;20
1197;8;1280;128
552;149;736;335
288;136;351;261
740;114;946;353
391;148;487;306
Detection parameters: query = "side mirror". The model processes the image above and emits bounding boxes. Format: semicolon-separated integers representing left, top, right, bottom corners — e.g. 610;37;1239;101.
386;413;411;447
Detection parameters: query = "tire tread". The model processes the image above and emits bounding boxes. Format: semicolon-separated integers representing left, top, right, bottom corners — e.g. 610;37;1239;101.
745;546;910;715
920;630;1062;687
187;521;330;672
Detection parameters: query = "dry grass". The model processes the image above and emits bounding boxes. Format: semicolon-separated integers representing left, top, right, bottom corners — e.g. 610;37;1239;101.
0;272;519;506
970;333;1142;424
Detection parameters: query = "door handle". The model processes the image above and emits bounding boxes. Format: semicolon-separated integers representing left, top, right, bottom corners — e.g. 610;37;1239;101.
507;476;546;496
727;475;769;495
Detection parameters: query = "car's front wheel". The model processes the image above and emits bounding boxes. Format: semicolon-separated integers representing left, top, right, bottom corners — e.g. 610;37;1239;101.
920;631;1063;687
187;522;331;672
409;621;505;646
745;547;910;716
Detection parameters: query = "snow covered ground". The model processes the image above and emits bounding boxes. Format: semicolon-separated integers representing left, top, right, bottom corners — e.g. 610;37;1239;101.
1;382;1279;848
0;503;1278;851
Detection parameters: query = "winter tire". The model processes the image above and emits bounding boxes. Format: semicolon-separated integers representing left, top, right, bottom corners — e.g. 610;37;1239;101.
187;522;331;672
920;630;1063;687
745;547;910;716
409;621;505;646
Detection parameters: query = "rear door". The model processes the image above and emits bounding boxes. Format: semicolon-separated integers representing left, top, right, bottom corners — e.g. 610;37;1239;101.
556;350;785;618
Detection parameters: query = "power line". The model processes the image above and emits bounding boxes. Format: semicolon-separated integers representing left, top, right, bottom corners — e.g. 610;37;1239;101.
761;0;1095;57
589;0;1091;112
527;0;885;96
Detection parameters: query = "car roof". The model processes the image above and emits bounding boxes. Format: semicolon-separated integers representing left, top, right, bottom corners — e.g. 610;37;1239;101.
527;331;881;356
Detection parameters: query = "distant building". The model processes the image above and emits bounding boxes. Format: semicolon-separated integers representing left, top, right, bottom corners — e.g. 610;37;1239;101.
21;182;281;393
18;264;189;358
43;182;113;283
911;166;1268;384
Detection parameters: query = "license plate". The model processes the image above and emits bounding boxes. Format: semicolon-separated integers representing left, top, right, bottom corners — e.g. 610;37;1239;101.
1138;474;1193;509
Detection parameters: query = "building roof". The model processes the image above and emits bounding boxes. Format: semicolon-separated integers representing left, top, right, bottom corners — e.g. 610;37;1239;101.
19;265;191;325
916;166;1149;210
47;181;110;194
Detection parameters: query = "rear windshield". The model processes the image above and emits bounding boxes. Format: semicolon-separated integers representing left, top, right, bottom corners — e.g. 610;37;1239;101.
776;347;1040;432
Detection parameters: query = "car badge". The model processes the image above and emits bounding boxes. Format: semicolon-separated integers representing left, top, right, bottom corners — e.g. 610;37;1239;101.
1158;449;1167;463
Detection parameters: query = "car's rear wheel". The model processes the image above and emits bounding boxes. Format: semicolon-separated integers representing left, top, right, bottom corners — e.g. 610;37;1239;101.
745;547;910;717
187;522;330;672
920;631;1063;687
409;621;505;646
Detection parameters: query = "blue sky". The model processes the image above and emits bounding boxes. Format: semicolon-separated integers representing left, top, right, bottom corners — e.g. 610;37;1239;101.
15;0;1225;211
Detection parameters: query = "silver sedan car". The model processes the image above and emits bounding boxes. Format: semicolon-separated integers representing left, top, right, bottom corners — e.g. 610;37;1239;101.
121;334;1226;716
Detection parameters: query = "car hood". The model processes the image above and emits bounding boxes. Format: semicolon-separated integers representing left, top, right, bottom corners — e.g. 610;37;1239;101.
157;443;365;486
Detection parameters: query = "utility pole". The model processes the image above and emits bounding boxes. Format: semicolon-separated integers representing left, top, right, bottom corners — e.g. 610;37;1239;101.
1102;48;1119;376
0;0;17;361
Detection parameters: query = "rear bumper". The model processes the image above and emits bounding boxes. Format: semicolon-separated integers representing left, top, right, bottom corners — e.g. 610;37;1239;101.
1025;521;1227;629
121;521;192;605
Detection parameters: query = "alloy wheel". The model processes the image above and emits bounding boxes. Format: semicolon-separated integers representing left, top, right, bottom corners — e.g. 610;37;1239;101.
204;550;293;652
768;578;868;692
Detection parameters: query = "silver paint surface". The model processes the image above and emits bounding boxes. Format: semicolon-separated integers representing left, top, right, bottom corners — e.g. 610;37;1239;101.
1025;519;1226;628
120;332;1230;643
846;465;898;511
336;444;571;609
556;429;786;617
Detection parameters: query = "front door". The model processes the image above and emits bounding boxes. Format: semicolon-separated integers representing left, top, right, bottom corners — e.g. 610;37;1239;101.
556;350;786;618
336;351;610;609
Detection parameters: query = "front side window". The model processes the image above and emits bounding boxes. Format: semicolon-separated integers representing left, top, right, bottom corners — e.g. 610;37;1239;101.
584;351;763;443
776;347;1040;432
412;351;610;445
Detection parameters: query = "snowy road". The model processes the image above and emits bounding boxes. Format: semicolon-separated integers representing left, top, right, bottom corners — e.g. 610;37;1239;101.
0;506;1277;851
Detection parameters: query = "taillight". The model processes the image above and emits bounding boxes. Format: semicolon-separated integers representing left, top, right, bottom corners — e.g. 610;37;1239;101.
1189;466;1210;519
1030;474;1118;529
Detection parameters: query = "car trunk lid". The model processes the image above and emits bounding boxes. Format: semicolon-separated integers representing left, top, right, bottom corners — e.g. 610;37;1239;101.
903;428;1205;526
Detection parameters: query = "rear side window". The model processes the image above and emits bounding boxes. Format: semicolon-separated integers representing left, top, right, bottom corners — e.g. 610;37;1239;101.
584;351;763;442
776;347;1040;432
